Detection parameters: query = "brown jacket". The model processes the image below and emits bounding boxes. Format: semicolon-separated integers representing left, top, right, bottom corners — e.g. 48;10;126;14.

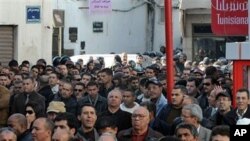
0;85;10;127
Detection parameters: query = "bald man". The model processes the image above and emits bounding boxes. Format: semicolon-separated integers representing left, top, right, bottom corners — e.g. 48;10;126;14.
98;132;117;141
117;106;163;141
31;118;54;141
52;129;72;141
7;113;32;141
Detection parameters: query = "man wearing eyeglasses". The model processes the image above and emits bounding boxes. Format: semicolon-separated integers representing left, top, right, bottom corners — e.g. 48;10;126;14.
74;82;86;101
117;106;163;141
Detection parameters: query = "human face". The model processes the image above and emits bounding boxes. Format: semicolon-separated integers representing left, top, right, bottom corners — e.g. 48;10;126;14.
49;73;59;86
121;53;128;64
186;81;197;96
13;83;23;94
208;89;217;107
20;66;29;74
0;131;16;141
182;70;190;80
147;84;162;100
23;79;35;93
72;74;81;84
59;65;68;76
98;134;116;141
145;68;155;79
202;78;214;93
136;56;143;64
58;81;64;93
61;83;73;98
74;85;84;100
52;130;70;141
32;118;52;141
176;128;198;141
108;90;122;108
26;106;36;125
80;106;97;129
81;75;91;86
7;116;23;136
31;68;39;78
131;80;139;90
87;85;99;98
171;88;184;107
211;135;229;141
13;75;22;82
217;96;231;113
54;120;74;137
0;76;9;86
182;96;193;107
174;75;181;84
71;69;79;75
47;112;57;121
87;63;94;70
181;109;196;125
122;68;130;77
132;107;150;131
236;91;249;111
122;91;135;107
100;72;112;84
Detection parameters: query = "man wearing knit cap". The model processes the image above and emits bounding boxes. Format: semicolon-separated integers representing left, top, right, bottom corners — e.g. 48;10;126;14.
47;101;66;120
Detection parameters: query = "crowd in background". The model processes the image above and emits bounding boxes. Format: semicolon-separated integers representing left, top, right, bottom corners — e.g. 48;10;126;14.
0;48;238;141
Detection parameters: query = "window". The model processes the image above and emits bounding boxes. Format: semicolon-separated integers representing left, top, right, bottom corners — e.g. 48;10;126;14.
160;7;165;23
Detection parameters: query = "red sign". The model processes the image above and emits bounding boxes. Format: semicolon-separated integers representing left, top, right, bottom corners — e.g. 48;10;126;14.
211;0;248;35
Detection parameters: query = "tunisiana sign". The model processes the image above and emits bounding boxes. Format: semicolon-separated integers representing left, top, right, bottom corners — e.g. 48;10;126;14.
211;0;248;35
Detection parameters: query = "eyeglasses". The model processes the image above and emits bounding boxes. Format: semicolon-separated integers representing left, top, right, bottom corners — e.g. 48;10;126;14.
132;114;147;119
26;110;34;115
203;83;211;86
74;89;83;92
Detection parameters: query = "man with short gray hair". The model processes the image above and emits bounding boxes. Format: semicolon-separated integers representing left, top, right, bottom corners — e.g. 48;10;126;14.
0;127;17;141
181;104;211;141
7;113;32;141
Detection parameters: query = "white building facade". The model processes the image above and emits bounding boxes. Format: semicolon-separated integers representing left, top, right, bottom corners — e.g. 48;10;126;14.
0;0;181;65
0;0;53;65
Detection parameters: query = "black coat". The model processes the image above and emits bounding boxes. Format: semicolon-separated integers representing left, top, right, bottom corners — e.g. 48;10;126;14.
18;130;32;141
117;127;163;141
78;95;107;116
99;108;132;132
224;105;250;125
12;91;45;115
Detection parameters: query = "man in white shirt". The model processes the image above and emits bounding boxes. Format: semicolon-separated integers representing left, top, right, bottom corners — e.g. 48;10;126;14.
120;88;139;113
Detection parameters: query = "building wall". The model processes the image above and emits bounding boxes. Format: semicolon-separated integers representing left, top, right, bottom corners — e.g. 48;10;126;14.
0;0;53;65
182;10;211;60
55;0;181;55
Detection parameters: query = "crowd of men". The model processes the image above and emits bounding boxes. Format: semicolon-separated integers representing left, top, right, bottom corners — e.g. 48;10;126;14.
0;51;239;141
